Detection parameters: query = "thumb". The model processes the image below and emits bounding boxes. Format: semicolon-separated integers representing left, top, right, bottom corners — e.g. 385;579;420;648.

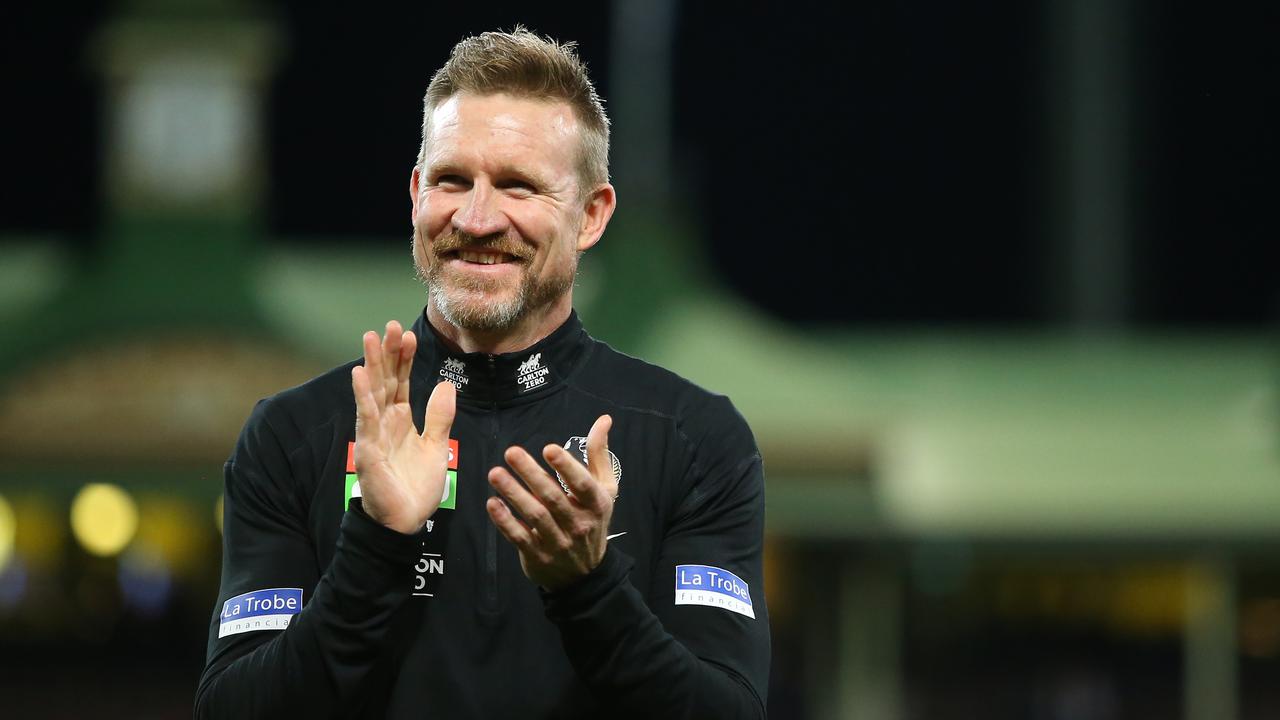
422;380;456;445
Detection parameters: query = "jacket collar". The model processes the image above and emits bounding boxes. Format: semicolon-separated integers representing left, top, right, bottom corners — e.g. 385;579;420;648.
412;309;589;405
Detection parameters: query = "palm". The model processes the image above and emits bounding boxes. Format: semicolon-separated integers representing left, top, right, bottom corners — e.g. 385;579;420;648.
351;321;456;535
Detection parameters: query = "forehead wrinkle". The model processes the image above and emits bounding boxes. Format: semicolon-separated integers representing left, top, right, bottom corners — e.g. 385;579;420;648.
487;103;577;138
432;93;575;133
426;96;579;192
426;140;556;189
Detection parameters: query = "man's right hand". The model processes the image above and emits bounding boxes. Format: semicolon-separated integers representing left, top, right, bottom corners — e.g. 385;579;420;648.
350;320;456;535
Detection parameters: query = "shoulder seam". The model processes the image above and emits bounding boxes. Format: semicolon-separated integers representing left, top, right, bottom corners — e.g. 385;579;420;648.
255;396;349;467
563;383;679;423
256;401;349;522
562;383;702;471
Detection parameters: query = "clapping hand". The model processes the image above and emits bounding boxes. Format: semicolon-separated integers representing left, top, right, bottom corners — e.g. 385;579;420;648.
485;415;618;591
350;321;456;535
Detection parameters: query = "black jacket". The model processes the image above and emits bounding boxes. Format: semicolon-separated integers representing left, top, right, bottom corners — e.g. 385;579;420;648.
196;310;770;718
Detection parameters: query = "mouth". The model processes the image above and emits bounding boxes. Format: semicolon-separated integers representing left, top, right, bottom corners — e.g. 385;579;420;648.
449;249;520;265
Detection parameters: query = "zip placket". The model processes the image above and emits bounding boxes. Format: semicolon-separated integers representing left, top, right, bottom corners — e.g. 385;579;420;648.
483;354;501;613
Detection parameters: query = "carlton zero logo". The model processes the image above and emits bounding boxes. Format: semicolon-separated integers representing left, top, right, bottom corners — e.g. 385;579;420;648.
218;587;303;638
516;352;550;393
439;357;469;391
674;564;755;619
345;439;459;511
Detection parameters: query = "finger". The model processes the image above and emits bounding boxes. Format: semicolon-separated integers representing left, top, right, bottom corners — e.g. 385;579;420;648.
545;443;603;509
507;446;576;526
486;496;535;549
394;330;416;405
351;365;381;446
422;380;456;444
362;330;385;406
382;320;403;405
488;466;568;547
585;414;616;497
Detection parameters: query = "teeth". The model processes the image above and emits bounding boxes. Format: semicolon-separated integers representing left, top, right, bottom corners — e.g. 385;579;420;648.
458;250;509;265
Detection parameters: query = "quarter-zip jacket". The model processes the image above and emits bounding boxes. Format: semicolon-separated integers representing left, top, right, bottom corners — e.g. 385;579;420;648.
195;310;770;718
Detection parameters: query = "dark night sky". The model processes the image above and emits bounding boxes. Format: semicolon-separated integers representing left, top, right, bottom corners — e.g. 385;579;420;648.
2;1;1275;328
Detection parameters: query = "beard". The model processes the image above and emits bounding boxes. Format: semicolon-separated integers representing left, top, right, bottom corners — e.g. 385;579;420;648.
415;228;577;332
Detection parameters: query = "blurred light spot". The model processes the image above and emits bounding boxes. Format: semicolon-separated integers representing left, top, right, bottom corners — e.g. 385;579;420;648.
0;557;27;610
1110;564;1188;635
0;494;15;572
215;494;224;535
70;484;139;557
118;545;172;616
12;494;65;570
134;496;204;576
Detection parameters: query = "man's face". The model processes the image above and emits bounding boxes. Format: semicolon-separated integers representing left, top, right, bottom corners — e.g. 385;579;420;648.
412;93;604;333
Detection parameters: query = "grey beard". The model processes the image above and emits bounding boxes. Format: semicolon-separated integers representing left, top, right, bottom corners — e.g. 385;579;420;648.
414;231;578;332
428;280;526;332
422;256;577;333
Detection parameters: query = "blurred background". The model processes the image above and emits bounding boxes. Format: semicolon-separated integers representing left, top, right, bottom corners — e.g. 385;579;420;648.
0;0;1276;718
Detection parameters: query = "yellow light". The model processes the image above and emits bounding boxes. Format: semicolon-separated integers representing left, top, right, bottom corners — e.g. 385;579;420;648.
132;496;201;572
70;484;139;557
0;494;15;571
215;494;224;535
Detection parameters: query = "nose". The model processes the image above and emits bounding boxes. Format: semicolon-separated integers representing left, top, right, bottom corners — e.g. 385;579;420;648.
452;181;509;238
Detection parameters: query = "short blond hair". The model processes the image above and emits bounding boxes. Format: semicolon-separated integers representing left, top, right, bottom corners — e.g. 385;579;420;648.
416;27;611;192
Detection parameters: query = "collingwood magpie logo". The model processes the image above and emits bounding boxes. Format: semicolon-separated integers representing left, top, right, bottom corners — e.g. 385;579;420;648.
439;357;469;390
516;352;549;393
555;435;622;496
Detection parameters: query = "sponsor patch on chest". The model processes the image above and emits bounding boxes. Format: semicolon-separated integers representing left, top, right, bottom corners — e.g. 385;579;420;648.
674;564;755;619
516;352;550;393
345;440;459;511
439;358;469;391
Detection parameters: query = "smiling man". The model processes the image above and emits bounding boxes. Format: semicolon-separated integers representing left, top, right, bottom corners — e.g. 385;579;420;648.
413;90;608;350
197;28;770;719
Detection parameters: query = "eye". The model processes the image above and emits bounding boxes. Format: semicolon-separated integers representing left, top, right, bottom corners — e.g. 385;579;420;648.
496;178;537;194
435;174;470;189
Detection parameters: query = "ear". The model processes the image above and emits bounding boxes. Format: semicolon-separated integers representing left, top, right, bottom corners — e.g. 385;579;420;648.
576;183;617;252
410;167;423;221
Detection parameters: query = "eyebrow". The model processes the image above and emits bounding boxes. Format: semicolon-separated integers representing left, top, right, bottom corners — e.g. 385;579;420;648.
425;161;555;189
430;160;550;181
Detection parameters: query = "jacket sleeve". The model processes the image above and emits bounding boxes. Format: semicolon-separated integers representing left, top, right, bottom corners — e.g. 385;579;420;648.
195;400;424;719
543;395;770;718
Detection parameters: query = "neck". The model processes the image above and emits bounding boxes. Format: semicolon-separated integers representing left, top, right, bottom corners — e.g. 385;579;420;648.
426;295;574;355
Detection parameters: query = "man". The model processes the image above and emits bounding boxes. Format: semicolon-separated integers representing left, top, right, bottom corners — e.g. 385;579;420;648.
196;28;769;718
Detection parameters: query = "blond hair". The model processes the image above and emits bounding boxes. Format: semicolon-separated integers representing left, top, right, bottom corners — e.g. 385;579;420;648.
416;27;611;192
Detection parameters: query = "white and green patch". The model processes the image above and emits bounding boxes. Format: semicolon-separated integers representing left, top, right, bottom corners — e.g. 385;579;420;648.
344;470;457;511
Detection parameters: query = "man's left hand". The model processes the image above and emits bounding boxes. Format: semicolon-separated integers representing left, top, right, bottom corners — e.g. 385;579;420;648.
486;415;617;591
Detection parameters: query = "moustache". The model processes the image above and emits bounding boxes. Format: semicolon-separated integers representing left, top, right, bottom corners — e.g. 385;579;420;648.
431;231;529;261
